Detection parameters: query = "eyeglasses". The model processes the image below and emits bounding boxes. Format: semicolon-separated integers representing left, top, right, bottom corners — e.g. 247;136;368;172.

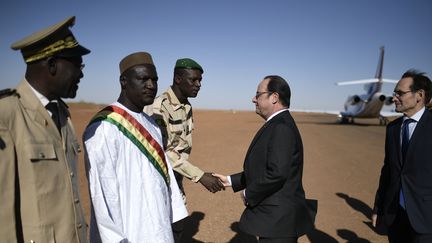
255;91;272;99
393;90;412;97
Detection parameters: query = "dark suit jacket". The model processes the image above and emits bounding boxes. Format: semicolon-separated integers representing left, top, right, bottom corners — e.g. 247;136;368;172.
374;109;432;234
231;110;317;238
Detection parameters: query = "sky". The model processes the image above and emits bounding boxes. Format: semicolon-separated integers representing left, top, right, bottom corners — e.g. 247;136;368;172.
1;0;431;111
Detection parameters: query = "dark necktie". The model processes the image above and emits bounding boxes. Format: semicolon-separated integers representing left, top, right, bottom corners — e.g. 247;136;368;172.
45;102;61;131
399;118;415;209
401;118;415;162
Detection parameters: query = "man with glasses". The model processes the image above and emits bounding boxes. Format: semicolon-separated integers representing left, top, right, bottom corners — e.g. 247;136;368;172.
372;69;432;242
214;75;317;243
0;16;90;242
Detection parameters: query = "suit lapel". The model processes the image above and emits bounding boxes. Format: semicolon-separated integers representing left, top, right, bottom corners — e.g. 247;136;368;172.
390;118;403;167
245;122;268;157
405;110;430;162
244;111;287;157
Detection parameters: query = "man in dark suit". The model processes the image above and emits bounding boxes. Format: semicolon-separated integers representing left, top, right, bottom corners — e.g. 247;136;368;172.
214;75;317;243
372;69;432;242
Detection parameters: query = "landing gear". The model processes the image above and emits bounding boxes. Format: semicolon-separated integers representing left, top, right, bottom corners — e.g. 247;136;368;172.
338;116;353;124
337;115;389;125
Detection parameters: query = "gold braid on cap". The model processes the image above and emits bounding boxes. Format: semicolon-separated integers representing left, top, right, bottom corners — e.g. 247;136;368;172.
25;36;79;63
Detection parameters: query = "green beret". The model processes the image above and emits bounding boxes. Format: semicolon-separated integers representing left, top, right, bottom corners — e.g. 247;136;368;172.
11;16;90;63
175;58;203;73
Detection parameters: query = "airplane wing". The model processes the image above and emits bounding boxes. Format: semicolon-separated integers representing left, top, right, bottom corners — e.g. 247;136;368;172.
290;108;340;115
291;108;401;118
381;79;399;83
380;110;401;117
336;78;398;86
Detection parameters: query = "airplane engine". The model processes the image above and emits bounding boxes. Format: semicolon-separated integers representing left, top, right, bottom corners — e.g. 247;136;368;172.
351;95;361;105
385;96;394;105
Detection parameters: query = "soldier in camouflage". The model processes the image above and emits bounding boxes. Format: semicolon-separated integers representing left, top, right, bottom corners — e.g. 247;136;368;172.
145;58;224;243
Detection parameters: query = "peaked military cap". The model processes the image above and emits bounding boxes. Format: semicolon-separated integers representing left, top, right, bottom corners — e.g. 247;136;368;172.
175;58;203;73
119;52;154;74
11;16;90;63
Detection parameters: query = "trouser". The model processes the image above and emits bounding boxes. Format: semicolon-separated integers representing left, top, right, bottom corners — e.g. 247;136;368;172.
388;206;432;243
172;217;186;243
258;236;298;243
174;171;184;193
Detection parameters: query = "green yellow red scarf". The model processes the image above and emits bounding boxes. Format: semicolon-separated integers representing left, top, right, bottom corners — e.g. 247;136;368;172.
89;105;170;186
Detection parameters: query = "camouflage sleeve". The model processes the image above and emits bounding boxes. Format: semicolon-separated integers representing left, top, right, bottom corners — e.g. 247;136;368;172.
152;98;204;182
164;149;204;183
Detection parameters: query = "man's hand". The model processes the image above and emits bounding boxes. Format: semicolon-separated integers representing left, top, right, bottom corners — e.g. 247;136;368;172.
199;173;225;193
212;173;231;187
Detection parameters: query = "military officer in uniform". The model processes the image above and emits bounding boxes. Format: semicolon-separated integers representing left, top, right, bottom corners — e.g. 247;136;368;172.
145;58;224;242
0;16;90;243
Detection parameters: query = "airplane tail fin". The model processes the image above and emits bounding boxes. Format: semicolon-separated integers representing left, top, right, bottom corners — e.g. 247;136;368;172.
375;46;385;80
336;46;397;86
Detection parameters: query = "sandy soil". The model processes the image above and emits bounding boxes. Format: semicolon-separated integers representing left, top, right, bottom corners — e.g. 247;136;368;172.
70;103;390;243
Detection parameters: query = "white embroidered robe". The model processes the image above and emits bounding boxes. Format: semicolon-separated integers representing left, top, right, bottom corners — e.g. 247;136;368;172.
84;102;187;243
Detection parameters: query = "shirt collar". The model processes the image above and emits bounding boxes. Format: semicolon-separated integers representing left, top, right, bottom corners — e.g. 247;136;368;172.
266;108;289;122
28;82;50;107
167;86;191;110
404;107;425;123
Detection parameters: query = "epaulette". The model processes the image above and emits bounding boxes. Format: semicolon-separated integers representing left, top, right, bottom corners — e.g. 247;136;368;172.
0;88;20;99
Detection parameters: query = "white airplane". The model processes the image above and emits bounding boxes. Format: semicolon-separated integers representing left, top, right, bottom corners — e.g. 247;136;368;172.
335;46;399;125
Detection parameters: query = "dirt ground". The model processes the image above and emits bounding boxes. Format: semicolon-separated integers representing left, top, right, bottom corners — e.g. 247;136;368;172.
70;103;390;243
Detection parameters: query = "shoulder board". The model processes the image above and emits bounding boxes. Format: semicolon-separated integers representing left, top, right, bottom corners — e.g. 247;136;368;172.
0;88;19;99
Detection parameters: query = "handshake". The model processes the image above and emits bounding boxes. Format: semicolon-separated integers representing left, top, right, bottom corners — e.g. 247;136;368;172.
198;172;230;193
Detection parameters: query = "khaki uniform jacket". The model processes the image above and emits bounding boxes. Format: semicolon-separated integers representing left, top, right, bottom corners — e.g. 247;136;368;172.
0;80;87;243
145;87;204;182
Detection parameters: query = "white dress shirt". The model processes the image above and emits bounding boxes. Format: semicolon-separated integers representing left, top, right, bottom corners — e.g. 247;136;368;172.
401;107;425;143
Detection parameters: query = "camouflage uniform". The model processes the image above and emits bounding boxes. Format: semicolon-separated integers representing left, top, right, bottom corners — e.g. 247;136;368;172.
146;87;204;195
